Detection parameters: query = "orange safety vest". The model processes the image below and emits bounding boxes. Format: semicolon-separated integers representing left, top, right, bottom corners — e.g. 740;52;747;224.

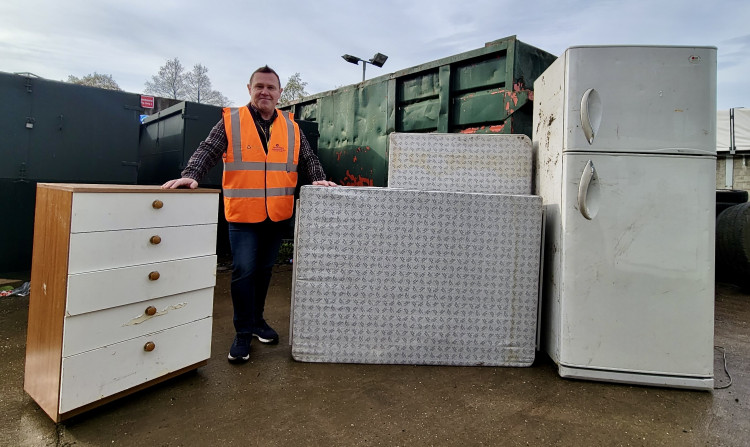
222;107;300;223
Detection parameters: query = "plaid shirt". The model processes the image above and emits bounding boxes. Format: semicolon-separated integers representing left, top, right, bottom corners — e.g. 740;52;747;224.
181;105;327;183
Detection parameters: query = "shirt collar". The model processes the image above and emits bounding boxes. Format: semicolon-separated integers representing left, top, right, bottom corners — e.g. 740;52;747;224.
247;103;277;123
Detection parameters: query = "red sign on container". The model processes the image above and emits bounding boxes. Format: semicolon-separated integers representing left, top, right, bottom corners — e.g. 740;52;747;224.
141;95;155;109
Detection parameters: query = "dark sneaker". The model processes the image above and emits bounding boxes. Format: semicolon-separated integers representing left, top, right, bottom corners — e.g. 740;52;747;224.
252;320;279;345
227;335;251;363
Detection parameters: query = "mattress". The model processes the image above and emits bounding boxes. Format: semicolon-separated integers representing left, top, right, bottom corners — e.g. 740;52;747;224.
291;186;542;366
387;133;533;195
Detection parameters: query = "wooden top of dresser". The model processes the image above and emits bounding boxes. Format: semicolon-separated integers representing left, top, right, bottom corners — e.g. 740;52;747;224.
36;183;220;193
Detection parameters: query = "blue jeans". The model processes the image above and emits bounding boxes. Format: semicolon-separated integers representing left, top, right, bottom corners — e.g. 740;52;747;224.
228;220;286;336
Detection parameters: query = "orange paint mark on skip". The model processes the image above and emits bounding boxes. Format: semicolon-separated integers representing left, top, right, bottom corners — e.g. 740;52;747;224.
335;151;343;161
353;156;358;163
341;170;373;186
502;89;519;107
459;124;505;134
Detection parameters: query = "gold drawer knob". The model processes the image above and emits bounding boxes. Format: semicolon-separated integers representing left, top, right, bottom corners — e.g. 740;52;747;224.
145;305;157;316
152;200;163;209
150;235;162;245
144;341;156;352
148;271;160;281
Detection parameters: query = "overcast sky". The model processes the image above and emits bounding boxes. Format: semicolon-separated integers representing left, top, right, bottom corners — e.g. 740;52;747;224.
1;0;748;110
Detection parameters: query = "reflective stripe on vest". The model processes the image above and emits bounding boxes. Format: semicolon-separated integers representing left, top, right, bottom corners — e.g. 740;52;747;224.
222;107;300;223
222;187;297;198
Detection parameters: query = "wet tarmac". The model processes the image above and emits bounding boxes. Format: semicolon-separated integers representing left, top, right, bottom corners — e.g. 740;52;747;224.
1;267;748;446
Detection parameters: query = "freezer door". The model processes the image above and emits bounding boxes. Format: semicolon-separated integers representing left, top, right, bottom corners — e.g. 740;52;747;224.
564;46;717;155
558;153;715;378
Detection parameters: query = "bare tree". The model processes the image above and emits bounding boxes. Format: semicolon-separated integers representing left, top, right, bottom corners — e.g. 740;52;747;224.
144;57;186;99
185;64;231;106
144;58;230;106
67;72;121;90
279;72;308;106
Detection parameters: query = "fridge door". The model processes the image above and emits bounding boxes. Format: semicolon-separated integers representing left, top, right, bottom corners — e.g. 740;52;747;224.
558;152;715;388
563;46;716;155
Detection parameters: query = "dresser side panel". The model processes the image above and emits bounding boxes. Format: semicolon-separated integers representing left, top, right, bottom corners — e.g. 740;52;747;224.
24;185;73;420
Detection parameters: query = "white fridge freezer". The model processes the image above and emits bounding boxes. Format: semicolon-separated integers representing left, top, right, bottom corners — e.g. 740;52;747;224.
533;45;717;389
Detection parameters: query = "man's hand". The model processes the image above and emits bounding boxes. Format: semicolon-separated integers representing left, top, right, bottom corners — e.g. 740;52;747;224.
312;180;338;187
162;178;199;189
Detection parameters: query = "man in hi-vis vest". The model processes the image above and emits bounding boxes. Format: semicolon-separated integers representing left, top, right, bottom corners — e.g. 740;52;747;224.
163;65;337;363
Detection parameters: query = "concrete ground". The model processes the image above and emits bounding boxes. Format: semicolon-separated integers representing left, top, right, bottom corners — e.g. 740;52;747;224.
1;266;748;447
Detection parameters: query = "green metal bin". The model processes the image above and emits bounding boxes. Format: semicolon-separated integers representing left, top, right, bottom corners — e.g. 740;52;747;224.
282;35;556;186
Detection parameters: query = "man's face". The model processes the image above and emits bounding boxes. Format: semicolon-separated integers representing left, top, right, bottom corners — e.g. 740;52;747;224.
248;72;282;116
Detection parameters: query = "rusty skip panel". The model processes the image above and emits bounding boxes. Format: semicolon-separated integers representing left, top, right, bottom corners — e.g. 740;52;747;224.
283;35;556;187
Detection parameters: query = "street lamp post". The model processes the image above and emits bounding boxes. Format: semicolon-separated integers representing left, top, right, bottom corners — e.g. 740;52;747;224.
342;52;388;82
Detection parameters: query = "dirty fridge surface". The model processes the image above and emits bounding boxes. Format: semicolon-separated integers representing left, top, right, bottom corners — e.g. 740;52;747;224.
291;186;542;366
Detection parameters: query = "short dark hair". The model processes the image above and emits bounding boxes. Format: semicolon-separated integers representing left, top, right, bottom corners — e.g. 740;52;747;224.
249;65;281;88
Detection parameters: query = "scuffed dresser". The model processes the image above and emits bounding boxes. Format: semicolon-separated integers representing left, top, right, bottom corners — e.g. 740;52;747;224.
24;183;219;422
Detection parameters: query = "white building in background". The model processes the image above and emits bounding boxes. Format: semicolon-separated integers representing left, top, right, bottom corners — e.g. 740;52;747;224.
717;108;750;190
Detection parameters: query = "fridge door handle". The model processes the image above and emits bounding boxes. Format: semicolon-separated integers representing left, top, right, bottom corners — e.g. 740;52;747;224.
580;88;602;145
578;160;600;220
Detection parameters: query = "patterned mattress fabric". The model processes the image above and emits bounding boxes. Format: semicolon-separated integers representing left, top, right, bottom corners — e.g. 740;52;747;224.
388;133;533;195
291;186;542;366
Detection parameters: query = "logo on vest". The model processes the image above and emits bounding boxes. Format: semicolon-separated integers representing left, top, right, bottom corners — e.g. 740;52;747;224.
271;144;284;152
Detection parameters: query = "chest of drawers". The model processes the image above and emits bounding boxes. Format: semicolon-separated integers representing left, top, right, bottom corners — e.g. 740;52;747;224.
24;183;220;422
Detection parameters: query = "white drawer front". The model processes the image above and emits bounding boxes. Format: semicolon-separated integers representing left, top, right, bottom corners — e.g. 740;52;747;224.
59;317;212;414
66;255;217;315
70;192;218;233
67;224;217;274
62;287;214;357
